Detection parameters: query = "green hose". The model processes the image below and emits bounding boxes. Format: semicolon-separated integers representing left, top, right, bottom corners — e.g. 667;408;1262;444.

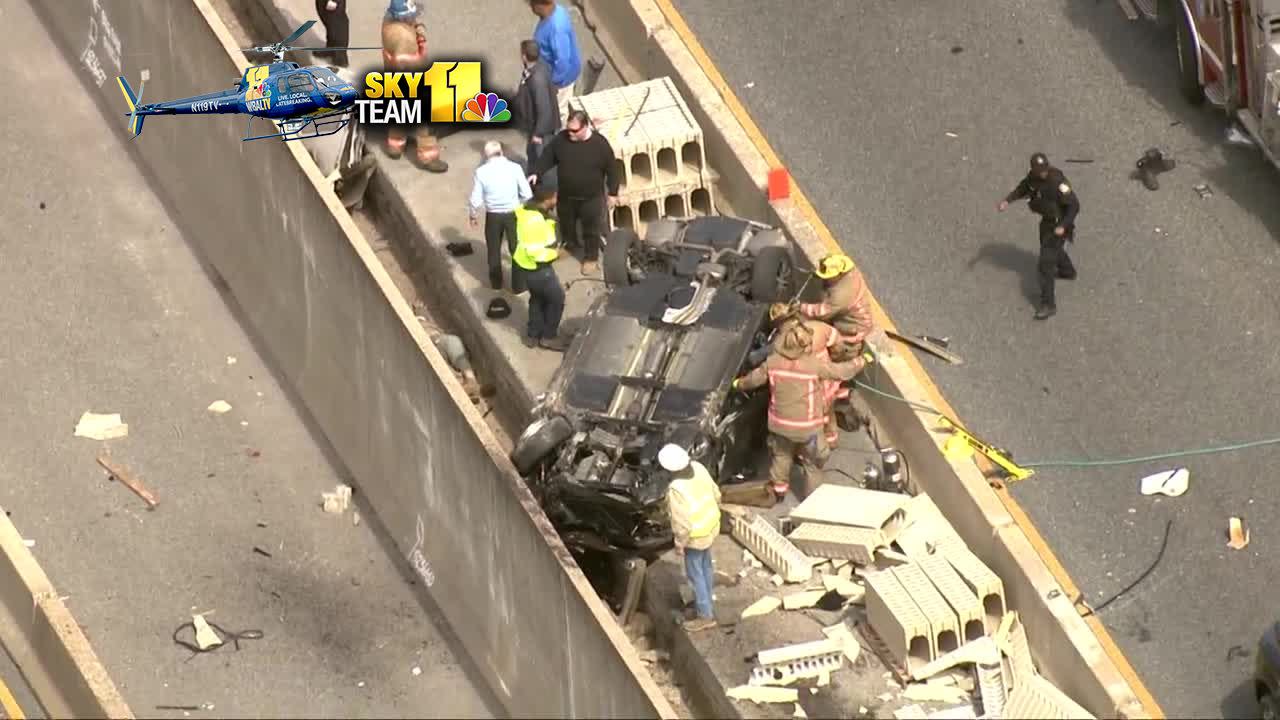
850;373;1280;471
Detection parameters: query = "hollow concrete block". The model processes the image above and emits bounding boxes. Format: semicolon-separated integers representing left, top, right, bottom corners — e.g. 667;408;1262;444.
891;562;962;659
941;547;1006;635
917;553;985;644
788;521;884;566
864;569;933;676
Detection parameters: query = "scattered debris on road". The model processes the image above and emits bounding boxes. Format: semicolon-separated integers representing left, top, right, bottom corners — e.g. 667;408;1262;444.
226;356;237;365
1228;516;1250;550
22;538;34;548
207;400;232;414
322;484;353;514
252;546;272;558
1194;183;1214;199
411;665;423;676
1139;467;1189;497
74;411;128;440
97;453;159;509
192;614;223;651
944;132;958;138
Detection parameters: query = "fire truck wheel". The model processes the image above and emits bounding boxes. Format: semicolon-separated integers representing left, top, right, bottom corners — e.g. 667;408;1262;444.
1175;7;1206;106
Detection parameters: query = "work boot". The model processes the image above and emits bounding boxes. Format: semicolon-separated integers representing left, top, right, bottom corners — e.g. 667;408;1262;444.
413;154;449;173
523;335;538;349
540;336;570;352
683;616;718;633
1034;305;1057;320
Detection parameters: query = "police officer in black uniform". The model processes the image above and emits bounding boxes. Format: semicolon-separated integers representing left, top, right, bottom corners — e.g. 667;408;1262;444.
997;153;1081;320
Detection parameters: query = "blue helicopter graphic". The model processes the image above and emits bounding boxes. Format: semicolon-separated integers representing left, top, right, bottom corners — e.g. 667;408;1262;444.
115;21;378;142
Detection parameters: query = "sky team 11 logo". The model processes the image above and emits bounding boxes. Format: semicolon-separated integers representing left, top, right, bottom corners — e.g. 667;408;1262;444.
356;62;512;126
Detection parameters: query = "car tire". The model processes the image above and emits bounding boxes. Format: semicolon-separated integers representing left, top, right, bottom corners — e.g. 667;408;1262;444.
1175;7;1206;106
603;228;638;286
510;415;573;475
1262;691;1279;720
751;246;793;303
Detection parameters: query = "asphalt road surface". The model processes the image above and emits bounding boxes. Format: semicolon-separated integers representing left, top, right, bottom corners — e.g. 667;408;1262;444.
0;1;496;716
672;1;1280;717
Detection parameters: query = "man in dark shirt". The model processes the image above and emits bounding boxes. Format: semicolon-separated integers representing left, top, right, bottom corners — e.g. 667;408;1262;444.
998;152;1081;320
513;40;560;173
528;110;620;275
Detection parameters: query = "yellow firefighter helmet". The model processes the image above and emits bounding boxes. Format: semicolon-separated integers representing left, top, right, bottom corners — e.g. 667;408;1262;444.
815;253;855;280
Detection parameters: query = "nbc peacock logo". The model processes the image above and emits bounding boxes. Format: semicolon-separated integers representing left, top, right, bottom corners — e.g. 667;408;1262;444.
461;92;511;123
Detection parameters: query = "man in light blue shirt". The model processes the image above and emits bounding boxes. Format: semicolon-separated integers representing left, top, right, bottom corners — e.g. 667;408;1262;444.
529;0;582;120
470;141;534;292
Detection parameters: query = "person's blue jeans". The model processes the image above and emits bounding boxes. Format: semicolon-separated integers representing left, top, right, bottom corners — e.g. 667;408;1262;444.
683;546;715;619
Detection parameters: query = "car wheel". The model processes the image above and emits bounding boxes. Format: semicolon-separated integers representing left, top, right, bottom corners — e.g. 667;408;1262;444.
1263;691;1279;720
1175;7;1206;106
510;415;573;475
751;246;793;303
603;228;638;286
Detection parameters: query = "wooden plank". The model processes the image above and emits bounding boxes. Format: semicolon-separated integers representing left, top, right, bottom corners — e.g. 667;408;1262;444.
95;455;158;509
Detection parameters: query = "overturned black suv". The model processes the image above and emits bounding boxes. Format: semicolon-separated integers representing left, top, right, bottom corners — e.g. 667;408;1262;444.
509;215;807;559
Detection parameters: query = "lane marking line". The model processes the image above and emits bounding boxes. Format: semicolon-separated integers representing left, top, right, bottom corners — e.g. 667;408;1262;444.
0;670;25;720
651;0;1164;717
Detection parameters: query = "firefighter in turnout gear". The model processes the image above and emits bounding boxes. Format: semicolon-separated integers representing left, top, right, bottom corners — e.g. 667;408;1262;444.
380;0;447;173
768;303;844;449
732;324;869;500
799;253;875;359
998;152;1080;320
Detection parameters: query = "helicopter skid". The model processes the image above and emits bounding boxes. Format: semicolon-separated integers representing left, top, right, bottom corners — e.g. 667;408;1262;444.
243;107;355;142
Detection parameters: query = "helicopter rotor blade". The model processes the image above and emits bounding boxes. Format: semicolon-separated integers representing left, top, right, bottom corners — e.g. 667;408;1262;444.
279;20;315;47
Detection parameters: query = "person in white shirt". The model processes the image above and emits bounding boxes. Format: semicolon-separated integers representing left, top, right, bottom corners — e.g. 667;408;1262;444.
661;443;722;632
470;141;534;293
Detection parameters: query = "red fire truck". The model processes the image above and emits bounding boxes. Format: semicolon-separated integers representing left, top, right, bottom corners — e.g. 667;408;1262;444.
1130;0;1280;166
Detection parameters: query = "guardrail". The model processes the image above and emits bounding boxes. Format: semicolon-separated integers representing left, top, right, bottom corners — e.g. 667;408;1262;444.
0;507;132;719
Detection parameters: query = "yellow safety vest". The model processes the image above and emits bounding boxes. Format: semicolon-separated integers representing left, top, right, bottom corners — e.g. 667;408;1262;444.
513;207;559;270
669;464;721;540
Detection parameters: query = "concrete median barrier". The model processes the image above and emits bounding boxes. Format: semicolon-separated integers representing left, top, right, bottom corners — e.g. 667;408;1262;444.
24;0;673;716
585;0;1153;717
0;507;133;719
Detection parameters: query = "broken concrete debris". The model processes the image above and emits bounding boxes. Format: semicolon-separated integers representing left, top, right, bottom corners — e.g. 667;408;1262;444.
727;684;799;704
741;595;782;619
902;682;970;704
321;484;353;514
750;637;845;687
74;411;129;440
781;589;828;610
207;400;233;414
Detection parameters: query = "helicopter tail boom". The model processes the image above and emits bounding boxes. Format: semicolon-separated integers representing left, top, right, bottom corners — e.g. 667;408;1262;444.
116;76;147;138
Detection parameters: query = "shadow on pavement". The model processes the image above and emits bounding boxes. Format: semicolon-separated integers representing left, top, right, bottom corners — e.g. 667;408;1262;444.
969;241;1041;306
1221;677;1261;719
1059;0;1280;242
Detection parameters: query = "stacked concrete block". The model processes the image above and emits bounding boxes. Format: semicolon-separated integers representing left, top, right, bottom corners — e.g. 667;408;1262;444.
788;522;884;566
891;563;962;658
863;569;933;675
790;485;908;546
569;77;714;236
941;547;1007;634
917;553;985;644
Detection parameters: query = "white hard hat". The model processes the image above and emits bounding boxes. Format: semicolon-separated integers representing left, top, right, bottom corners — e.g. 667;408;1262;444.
658;444;690;472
